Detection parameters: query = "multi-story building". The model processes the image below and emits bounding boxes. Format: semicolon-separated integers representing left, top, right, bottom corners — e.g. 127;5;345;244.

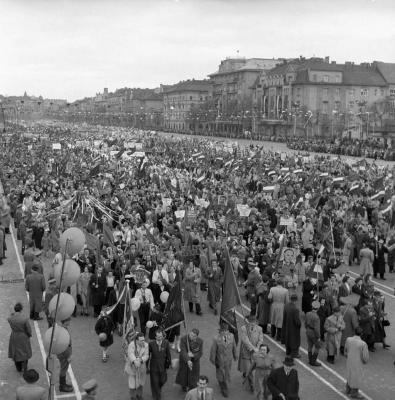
208;57;281;134
254;57;388;138
163;79;212;132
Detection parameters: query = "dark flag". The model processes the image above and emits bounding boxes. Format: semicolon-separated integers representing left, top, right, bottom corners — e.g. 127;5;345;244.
373;176;385;191
161;271;185;331
122;284;135;357
89;163;101;177
142;224;159;246
103;223;114;246
116;148;125;159
220;247;241;343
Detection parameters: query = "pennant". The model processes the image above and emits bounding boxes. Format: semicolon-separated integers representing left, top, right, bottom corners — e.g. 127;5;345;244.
220;247;241;343
122;285;136;357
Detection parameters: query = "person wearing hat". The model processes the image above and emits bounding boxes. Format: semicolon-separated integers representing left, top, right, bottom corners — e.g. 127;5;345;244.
16;369;46;400
238;313;264;392
82;379;98;399
304;300;322;366
209;321;237;398
344;327;368;399
267;357;299;400
25;264;46;321
44;277;58;328
281;293;301;359
268;278;289;341
8;302;32;373
339;295;360;356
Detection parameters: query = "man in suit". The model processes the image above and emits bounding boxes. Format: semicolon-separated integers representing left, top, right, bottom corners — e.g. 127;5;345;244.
267;357;299;400
185;375;215;400
149;329;171;400
282;293;301;358
25;265;46;320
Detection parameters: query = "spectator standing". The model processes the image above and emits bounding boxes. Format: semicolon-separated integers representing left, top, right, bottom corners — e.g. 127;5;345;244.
25;265;46;320
267;357;300;400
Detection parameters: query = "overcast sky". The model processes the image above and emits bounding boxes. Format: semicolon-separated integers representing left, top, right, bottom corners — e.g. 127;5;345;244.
1;0;394;101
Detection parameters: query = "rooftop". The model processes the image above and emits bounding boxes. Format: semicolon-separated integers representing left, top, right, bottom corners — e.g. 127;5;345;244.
163;79;212;94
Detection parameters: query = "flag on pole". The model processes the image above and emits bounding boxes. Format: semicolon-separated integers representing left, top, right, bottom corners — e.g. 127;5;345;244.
161;271;185;331
103;223;114;246
220;247;241;343
122;284;135;358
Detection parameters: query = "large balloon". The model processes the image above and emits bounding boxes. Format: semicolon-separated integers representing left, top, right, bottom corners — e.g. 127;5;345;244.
160;291;169;303
54;259;81;288
48;293;75;321
131;298;141;311
44;325;70;355
98;333;107;342
60;228;86;257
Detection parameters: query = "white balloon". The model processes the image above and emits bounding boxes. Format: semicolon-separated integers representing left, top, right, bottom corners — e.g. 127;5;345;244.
160;291;169;303
131;297;141;311
60;228;86;257
44;324;70;355
54;259;81;288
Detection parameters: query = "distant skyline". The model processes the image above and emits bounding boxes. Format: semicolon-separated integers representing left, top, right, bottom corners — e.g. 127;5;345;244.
1;0;395;101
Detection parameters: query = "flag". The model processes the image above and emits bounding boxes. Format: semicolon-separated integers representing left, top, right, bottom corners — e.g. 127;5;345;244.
373;176;385;191
220;247;241;343
139;156;148;172
142;224;159;246
103;223;114;246
161;271;185;331
84;230;100;252
89;162;101;177
122;285;135;357
116;148;125;159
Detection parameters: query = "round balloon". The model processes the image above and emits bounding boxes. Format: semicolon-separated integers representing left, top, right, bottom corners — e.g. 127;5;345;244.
60;228;86;257
160;291;169;303
98;332;107;342
131;298;141;311
48;293;75;321
54;259;81;288
44;325;70;355
146;321;154;329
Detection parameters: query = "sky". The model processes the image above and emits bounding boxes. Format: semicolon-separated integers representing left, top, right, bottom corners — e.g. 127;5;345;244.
1;0;394;101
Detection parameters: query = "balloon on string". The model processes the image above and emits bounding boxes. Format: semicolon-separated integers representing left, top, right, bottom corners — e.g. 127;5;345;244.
48;293;75;321
44;325;70;355
131;298;141;311
54;259;81;288
146;321;154;329
160;291;169;303
60;227;86;257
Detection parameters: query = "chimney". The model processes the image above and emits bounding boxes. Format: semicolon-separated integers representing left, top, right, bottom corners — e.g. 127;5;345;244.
324;56;330;63
331;61;336;65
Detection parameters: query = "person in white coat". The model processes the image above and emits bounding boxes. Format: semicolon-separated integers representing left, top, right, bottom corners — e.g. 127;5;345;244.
344;326;369;399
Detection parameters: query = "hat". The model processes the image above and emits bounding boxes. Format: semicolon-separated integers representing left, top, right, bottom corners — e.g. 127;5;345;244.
290;293;298;301
23;369;39;384
48;278;56;284
33;249;42;256
312;301;320;309
246;313;256;322
283;357;295;366
82;379;98;393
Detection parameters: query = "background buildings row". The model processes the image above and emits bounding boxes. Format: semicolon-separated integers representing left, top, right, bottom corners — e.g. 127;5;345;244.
1;55;395;139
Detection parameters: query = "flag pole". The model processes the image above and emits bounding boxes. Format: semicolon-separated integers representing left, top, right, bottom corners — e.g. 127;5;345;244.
329;218;336;261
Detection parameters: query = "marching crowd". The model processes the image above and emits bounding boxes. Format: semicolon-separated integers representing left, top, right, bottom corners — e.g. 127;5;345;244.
2;120;395;400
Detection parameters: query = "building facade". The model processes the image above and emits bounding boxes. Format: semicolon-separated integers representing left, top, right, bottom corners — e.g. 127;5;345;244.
163;80;212;132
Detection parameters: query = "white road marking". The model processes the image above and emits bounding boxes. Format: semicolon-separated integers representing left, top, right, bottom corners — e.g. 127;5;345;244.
9;222;81;400
238;304;374;400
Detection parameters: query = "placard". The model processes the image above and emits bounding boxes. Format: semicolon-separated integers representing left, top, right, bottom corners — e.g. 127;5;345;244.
280;217;294;226
52;143;61;150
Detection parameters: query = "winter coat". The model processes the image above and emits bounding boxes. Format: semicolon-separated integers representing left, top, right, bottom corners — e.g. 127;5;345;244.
268;285;289;328
359;247;374;276
183;265;201;303
25;271;46;313
8;312;32;362
281;302;301;350
210;332;237;383
124;340;149;389
344;335;369;389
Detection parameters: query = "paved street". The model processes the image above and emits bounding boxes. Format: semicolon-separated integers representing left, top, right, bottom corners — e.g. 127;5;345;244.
1;133;395;400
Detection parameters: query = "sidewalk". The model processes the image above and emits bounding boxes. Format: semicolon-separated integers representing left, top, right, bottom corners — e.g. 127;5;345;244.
0;185;49;398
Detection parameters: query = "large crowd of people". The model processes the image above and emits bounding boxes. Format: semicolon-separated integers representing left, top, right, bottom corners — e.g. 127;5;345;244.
2;120;395;400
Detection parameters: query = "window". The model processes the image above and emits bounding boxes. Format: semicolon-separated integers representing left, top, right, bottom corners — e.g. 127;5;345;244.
381;89;385;96
323;88;329;98
335;75;341;83
361;88;368;96
322;101;329;114
190;96;193;100
312;74;317;82
323;75;329;82
349;101;354;108
390;89;395;97
335;88;340;97
349;89;355;97
296;87;301;97
334;101;341;110
374;89;378;96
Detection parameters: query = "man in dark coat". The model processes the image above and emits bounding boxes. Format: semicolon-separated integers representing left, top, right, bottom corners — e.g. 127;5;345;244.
175;328;203;392
94;307;115;362
89;266;107;317
148;329;171;400
25;265;46;320
282;293;301;358
267;357;300;400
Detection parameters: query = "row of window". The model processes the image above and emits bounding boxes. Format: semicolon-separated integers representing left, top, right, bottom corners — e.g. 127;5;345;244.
166;96;208;101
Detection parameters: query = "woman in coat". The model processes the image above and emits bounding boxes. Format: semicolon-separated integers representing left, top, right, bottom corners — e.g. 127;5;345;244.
125;332;149;400
183;261;202;315
359;242;374;277
94;308;115;362
8;303;32;372
267;278;289;341
77;266;91;316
